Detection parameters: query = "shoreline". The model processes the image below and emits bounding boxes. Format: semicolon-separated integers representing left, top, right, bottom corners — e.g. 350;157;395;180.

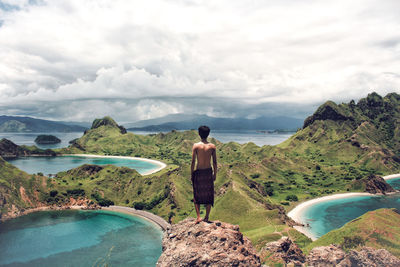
61;154;167;175
1;205;170;231
102;206;170;231
287;173;400;241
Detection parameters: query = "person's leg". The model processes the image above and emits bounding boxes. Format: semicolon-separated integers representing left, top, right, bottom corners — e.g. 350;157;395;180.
195;203;202;223
204;204;211;222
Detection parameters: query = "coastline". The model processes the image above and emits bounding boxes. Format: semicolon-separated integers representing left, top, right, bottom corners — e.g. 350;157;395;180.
61;154;167;175
102;205;170;231
287;173;400;241
1;204;170;232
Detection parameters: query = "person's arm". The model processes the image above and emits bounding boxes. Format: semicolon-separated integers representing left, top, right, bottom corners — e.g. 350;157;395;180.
191;144;197;179
212;146;217;181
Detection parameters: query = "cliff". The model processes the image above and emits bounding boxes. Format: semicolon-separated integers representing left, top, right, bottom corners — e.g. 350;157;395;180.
0;138;56;158
156;218;261;266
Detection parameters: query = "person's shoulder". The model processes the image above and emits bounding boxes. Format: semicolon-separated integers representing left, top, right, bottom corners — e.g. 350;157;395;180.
192;142;201;148
209;143;216;149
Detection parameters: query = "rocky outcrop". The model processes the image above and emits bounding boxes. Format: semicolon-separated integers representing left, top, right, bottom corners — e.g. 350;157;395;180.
260;236;305;266
66;164;103;177
362;174;396;194
0;138;56;158
156;218;261;267
91;116;127;134
340;247;400;267
306;245;347;266
34;134;61;144
303;101;352;128
307;246;400;267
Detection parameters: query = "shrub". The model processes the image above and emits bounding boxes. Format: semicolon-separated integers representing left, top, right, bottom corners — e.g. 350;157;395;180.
286;195;298;201
49;190;58;197
250;173;260;179
134;202;146;210
342;236;365;249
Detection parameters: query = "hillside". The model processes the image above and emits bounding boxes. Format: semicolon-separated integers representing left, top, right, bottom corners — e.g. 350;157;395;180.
304;208;400;257
2;92;400;256
127;113;303;131
0;115;87;132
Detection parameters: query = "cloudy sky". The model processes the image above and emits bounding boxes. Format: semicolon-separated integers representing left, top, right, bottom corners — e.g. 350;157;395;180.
0;0;399;123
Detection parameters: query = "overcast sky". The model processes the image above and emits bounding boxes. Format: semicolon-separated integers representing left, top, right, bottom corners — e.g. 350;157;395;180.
0;0;399;123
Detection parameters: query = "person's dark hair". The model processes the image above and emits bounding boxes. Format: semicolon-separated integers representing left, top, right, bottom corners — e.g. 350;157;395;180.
198;125;210;139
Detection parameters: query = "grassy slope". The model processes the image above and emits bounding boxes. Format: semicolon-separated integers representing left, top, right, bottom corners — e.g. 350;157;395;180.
304;208;400;257
0;157;49;215
2;92;400;255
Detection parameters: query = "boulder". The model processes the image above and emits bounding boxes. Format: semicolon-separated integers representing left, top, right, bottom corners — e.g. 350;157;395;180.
338;247;400;267
306;245;400;267
362;174;396;194
306;245;346;267
156;218;261;267
261;236;305;266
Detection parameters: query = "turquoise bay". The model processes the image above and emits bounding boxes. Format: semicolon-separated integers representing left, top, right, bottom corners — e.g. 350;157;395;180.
5;155;160;175
0;210;162;267
299;177;400;239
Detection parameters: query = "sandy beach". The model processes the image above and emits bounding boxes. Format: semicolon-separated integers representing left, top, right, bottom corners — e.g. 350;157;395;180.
287;173;400;240
63;154;167;175
102;205;170;231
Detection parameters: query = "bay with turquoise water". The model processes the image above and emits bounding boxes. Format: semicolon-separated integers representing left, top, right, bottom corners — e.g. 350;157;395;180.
5;155;160;176
0;210;162;267
300;177;400;239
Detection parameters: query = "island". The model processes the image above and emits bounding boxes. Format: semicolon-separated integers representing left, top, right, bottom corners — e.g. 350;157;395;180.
34;135;61;144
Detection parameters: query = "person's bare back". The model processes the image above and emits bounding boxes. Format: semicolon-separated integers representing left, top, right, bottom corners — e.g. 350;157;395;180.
193;141;216;171
191;126;217;224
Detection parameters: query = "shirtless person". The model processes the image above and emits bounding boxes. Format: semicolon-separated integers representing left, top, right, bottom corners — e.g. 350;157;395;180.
191;125;217;224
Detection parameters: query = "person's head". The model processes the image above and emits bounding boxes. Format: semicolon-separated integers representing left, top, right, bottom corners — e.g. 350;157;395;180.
198;125;210;139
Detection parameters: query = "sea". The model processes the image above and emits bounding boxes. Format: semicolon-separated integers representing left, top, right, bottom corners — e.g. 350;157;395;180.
0;210;162;267
0;130;295;149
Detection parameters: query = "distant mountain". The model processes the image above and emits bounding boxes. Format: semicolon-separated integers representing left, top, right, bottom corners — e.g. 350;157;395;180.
127;114;303;131
0;116;88;132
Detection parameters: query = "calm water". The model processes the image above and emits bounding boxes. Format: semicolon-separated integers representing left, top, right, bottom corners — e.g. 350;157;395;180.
0;210;162;267
301;177;400;239
0;132;83;149
6;156;159;175
1;130;294;149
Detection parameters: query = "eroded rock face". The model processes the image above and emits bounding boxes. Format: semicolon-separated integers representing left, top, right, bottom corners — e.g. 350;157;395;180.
339;247;400;267
306;245;346;267
362;174;396;194
261;237;305;266
156;218;261;267
307;246;400;267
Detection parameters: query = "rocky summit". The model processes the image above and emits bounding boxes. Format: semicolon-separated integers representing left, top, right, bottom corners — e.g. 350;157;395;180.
156;218;261;267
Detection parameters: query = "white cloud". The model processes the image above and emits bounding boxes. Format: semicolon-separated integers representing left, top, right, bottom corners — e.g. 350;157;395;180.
0;0;399;121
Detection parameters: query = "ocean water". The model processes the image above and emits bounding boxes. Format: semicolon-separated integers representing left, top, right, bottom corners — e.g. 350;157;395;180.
301;177;400;239
0;132;84;149
0;210;162;267
6;155;160;175
0;130;295;149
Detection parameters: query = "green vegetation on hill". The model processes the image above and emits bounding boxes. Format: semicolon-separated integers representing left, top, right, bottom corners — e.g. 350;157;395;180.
304;208;400;257
2;92;400;255
35;135;61;144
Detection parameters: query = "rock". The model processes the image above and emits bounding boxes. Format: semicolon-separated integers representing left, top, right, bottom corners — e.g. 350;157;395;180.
338;247;400;267
90;116;127;134
306;245;346;267
303;101;352;128
156;218;261;267
362;174;396;194
306;245;400;267
261;237;305;266
34;135;61;144
0;138;56;158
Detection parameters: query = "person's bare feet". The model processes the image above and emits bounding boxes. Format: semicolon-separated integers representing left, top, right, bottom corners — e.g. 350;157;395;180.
203;217;210;223
195;217;202;224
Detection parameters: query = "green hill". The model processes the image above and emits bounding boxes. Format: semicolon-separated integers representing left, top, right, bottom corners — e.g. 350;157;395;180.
304;208;400;257
2;92;400;253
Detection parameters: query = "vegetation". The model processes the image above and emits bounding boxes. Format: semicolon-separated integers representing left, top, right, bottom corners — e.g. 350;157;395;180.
34;135;61;144
1;92;400;257
304;208;400;257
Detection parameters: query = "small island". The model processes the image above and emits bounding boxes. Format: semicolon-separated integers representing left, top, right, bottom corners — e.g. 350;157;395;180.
34;135;61;144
